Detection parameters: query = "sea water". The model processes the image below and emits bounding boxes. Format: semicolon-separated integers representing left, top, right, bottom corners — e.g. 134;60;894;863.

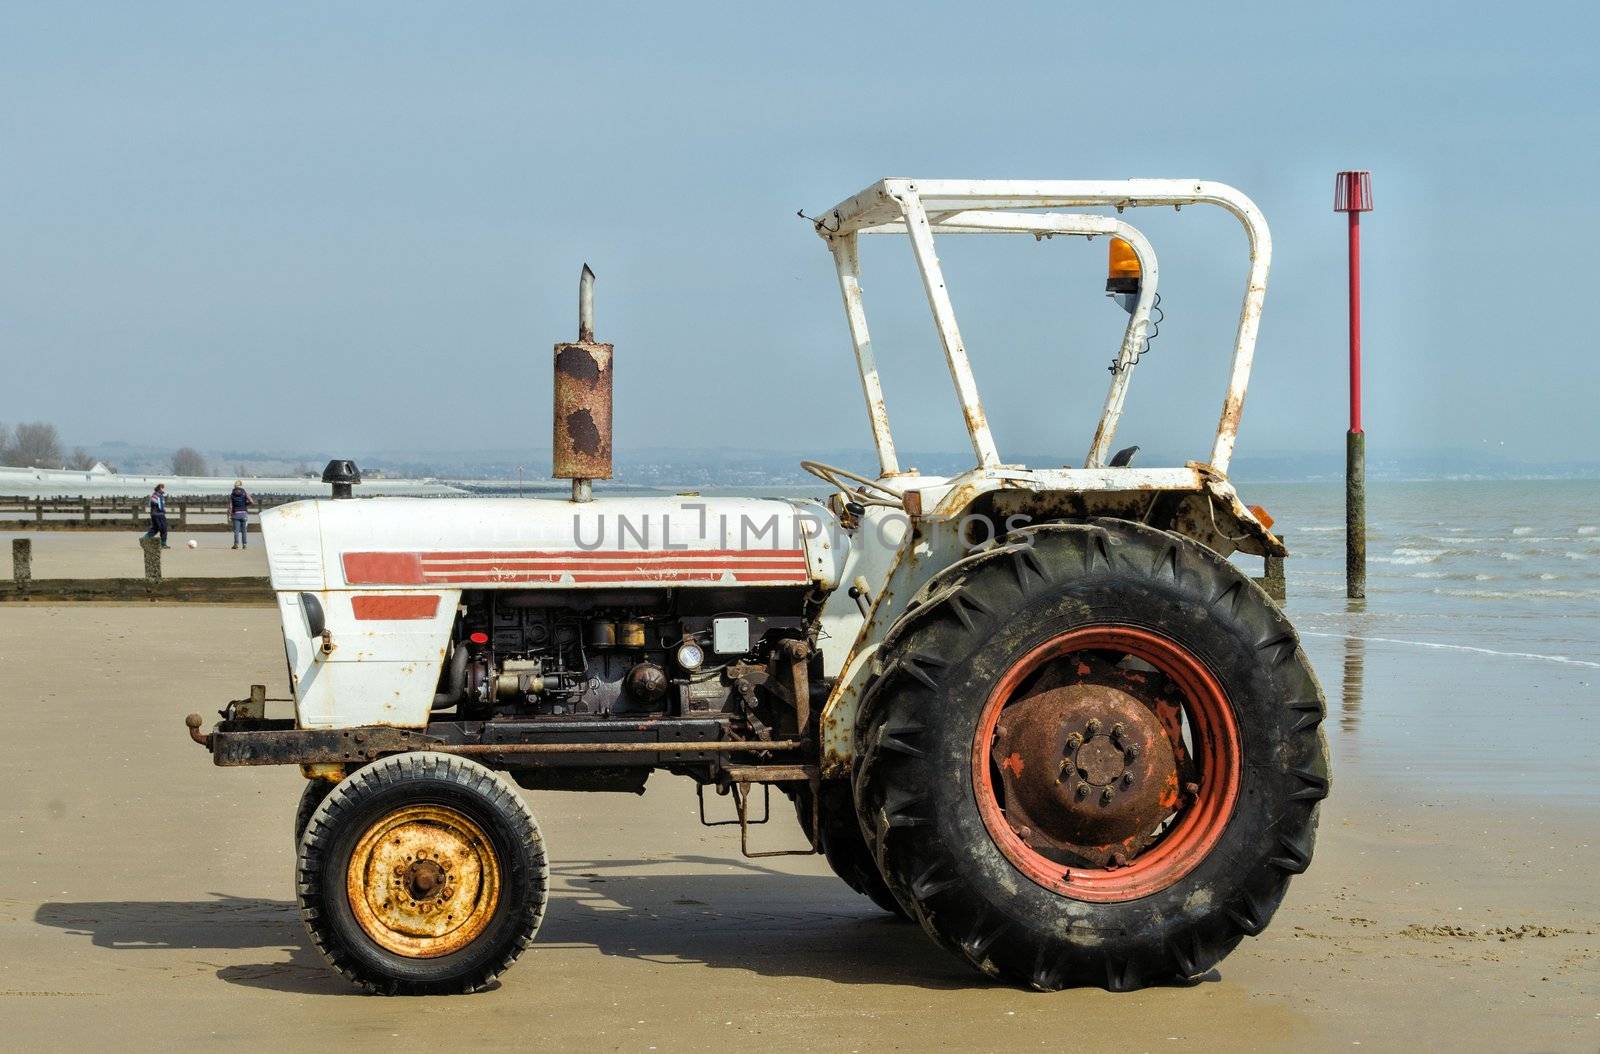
1249;478;1600;804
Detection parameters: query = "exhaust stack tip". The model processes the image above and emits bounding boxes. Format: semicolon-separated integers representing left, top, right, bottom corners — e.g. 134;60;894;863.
579;264;596;343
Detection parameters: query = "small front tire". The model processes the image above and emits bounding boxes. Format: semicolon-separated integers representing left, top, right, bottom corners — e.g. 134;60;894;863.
296;751;549;995
294;778;335;843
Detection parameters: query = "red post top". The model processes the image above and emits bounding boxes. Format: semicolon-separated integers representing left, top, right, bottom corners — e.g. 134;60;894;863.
1334;171;1373;213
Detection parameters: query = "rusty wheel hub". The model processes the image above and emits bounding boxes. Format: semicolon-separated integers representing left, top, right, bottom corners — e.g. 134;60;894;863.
992;683;1179;867
403;858;448;899
345;804;501;958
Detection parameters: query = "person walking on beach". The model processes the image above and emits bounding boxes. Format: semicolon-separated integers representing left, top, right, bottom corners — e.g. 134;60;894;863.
142;483;170;548
229;480;254;549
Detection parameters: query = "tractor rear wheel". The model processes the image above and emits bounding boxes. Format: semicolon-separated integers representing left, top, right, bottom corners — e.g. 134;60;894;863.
852;519;1329;991
296;751;548;994
794;782;908;919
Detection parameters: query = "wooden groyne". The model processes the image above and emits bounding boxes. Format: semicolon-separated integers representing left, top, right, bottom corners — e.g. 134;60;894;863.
3;537;273;604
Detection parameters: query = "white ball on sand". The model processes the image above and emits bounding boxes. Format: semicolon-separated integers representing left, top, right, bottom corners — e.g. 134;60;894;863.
186;539;199;549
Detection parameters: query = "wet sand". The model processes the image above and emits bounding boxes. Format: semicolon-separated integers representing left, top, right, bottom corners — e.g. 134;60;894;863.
2;538;1598;1051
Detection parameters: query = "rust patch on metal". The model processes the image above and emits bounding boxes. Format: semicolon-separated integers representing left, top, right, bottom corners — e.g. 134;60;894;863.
564;409;602;456
991;681;1179;868
554;343;603;383
552;340;613;480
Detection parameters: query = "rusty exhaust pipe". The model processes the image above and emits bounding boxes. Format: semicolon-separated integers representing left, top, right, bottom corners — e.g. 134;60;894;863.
553;264;613;503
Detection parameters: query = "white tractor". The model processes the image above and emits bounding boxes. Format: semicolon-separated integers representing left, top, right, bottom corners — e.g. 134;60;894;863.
187;178;1328;995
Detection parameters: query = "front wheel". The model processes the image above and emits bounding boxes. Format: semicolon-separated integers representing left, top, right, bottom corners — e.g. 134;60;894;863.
294;778;335;843
853;519;1329;991
296;751;548;994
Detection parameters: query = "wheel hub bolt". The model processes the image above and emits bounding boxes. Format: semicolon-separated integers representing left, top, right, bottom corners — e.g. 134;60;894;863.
1110;722;1126;748
1085;718;1102;736
1109;851;1129;867
1075;782;1089;801
1121;771;1135;788
1065;732;1083;751
1124;743;1141;762
1100;787;1114;805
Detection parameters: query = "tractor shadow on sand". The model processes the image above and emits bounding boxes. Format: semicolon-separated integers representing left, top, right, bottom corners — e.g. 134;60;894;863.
28;858;981;995
532;855;982;988
34;892;348;995
35;860;1220;994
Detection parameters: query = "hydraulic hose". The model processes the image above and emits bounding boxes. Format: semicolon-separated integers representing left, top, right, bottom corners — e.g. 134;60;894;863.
432;643;471;710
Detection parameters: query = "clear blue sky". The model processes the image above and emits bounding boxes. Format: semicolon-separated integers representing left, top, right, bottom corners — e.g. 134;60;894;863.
2;1;1595;468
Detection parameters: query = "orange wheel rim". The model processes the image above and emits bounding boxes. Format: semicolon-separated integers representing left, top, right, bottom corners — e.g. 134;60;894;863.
345;804;501;958
972;625;1240;902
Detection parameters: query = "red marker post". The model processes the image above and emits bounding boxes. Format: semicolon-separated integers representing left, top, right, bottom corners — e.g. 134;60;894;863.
1334;171;1372;599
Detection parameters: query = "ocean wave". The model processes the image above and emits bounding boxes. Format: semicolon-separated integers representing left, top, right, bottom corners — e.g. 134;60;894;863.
1564;551;1590;561
1299;631;1600;669
1498;552;1524;561
1435;587;1600;600
1578;526;1598;536
1512;526;1535;536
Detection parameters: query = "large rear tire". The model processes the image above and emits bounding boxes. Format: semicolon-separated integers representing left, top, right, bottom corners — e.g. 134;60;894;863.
852;519;1329;991
794;782;909;919
297;751;548;994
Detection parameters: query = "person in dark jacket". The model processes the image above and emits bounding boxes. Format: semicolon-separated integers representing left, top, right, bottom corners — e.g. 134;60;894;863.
142;483;170;548
229;480;254;549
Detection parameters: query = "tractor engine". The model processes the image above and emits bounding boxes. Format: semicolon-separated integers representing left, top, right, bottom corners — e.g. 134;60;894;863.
438;587;818;760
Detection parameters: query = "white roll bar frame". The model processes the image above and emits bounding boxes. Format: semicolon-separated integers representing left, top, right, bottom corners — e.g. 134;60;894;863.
813;179;1271;477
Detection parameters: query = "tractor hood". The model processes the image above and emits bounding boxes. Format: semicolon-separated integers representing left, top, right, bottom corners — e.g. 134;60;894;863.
261;495;847;592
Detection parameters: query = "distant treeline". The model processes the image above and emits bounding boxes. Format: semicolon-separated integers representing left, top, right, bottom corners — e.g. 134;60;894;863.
0;420;213;477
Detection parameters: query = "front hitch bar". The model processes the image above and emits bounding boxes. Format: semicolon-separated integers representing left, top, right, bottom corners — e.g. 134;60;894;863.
184;713;210;747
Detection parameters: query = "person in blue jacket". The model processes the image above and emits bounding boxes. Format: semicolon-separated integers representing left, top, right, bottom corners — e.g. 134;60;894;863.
142;483;170;548
229;480;254;549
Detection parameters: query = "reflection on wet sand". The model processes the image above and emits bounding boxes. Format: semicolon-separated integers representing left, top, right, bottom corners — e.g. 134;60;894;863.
1341;599;1365;734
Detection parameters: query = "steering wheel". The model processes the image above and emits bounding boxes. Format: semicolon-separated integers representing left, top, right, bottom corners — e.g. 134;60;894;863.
799;460;905;509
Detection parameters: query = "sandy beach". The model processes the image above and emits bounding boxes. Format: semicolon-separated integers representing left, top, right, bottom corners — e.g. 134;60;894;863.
2;526;1598;1052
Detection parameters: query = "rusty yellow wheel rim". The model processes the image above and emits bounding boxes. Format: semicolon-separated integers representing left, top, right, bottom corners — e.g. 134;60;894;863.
345;804;501;958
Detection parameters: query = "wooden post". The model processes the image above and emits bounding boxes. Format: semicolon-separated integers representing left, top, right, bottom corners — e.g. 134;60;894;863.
179;501;188;527
34;498;43;523
1346;433;1366;599
140;536;162;583
82;498;92;525
12;539;30;591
